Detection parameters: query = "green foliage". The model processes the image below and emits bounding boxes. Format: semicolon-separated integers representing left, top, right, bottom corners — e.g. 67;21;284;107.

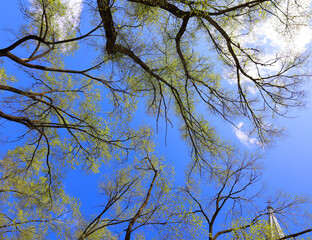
1;0;312;239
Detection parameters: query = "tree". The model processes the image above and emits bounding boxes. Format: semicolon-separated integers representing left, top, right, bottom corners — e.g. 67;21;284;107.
77;135;180;240
177;153;312;239
0;0;312;239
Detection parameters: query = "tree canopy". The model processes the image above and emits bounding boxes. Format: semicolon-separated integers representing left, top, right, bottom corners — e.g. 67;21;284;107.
1;0;312;239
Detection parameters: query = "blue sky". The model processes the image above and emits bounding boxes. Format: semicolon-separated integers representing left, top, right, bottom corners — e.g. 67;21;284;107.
1;0;312;238
263;97;312;194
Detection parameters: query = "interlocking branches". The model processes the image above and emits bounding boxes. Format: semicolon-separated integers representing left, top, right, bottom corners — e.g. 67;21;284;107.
177;152;312;239
180;153;263;239
78;149;175;240
1;0;309;168
1;0;311;239
93;0;309;163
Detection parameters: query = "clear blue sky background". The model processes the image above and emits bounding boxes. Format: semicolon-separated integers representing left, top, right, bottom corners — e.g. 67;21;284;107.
1;0;312;237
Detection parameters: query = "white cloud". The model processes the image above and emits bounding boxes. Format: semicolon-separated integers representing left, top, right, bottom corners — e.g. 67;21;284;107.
246;85;257;95
29;0;83;38
233;122;262;147
255;13;312;56
253;0;312;66
28;0;83;52
62;0;83;30
226;0;312;88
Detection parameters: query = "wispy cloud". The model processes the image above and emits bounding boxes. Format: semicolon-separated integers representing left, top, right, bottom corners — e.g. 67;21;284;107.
256;0;312;55
233;122;262;147
28;0;83;52
226;0;312;90
29;0;83;37
62;0;83;30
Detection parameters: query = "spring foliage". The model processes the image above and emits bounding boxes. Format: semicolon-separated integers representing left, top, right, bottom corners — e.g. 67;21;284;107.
0;0;312;239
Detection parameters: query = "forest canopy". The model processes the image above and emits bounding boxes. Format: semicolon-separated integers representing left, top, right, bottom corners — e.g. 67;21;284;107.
0;0;312;239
